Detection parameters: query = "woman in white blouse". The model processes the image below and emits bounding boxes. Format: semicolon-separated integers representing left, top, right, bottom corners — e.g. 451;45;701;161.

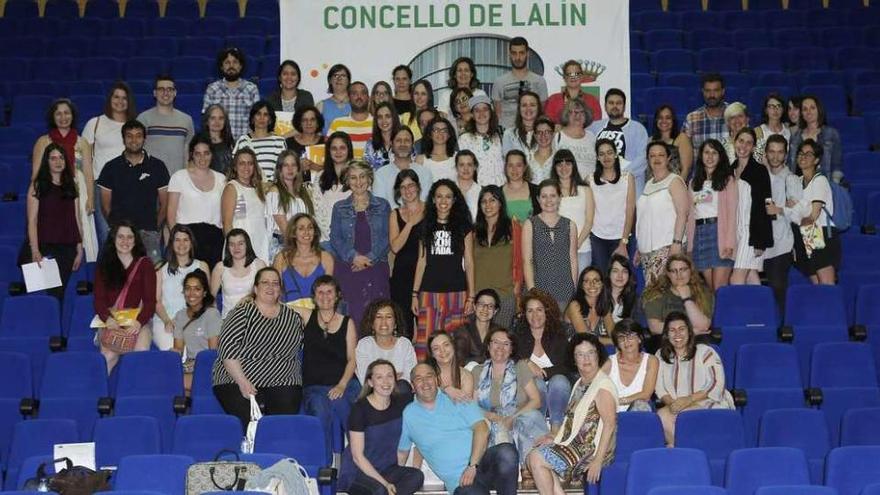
265;150;313;262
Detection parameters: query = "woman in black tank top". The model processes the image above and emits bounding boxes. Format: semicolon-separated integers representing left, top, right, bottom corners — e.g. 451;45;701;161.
388;169;425;340
297;274;360;455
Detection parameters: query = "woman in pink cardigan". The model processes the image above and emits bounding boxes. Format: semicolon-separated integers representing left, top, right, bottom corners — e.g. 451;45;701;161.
686;139;738;291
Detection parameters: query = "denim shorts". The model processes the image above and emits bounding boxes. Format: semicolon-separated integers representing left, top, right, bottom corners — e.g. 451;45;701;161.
693;221;734;271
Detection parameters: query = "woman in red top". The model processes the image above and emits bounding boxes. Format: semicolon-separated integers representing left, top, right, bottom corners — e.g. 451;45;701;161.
94;220;157;371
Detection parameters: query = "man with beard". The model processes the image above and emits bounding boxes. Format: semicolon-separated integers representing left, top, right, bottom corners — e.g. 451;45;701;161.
492;37;548;130
374;127;432;205
97;120;169;262
398;363;518;495
328;81;374;156
682;73;729;151
201;47;260;139
588;88;648;195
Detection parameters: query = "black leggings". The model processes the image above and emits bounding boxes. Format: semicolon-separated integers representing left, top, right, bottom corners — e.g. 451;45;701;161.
213;383;303;429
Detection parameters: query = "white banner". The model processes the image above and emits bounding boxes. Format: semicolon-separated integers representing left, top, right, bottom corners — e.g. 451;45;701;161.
280;0;631;119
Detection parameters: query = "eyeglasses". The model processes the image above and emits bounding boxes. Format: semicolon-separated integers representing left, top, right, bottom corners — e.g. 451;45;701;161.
766;103;783;109
798;151;816;158
476;302;496;310
565;72;583;79
331;73;349;80
583;278;603;286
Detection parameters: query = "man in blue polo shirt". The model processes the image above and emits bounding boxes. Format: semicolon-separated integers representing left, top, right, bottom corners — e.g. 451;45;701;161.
398;363;518;495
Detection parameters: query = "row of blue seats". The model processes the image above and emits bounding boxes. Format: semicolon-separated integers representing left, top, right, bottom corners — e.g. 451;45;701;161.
0;35;278;60
630;7;879;31
631;26;880;51
636;0;871;11
630;47;879;75
0;414;326;492
0;15;277;38
0;0;278;19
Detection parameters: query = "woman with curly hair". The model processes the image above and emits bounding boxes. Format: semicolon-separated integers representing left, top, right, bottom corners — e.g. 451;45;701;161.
514;288;573;435
641;254;714;339
355;299;417;393
411;179;475;361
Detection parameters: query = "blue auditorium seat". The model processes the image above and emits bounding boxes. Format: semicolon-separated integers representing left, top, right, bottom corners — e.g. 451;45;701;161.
67;81;106;97
834;117;869;153
83;0;118;18
800;85;848;116
245;1;277;18
0;353;32;400
714;285;778;328
668;0;704;11
5;419;78;489
818;27;861;48
788;0;823;8
3;1;39;18
773;28;812;47
137;38;179;58
755;72;796;87
647;488;727;495
853;85;880;114
685;29;732;50
645;29;685;49
172;414;242;461
840;407;880;446
710;0;745;10
0;59;32;83
108;18;147;37
625;448;712;495
47;36;93;58
232;16;270;36
189;17;229;37
754;487;838;495
65;294;95;339
93;416;161;468
698;48;741;72
631;50;652;74
0;399;22;470
205;0;240;18
14;455;53;489
254;415;330;471
806;8;847;28
790;326;852;385
785;285;847;326
11;95;53;127
841;234;880;272
644;87;691;116
149;17;188;37
865;485;880;495
717;326;777;385
681;11;720;31
225;35;265;58
40;352;107;399
114;454;193;495
164;0;200;19
0;295;60;337
116;351;184;398
37;398;99;441
71;96;105;123
725;447;811;495
733;29;772;50
600;412;666;495
825;446;880;495
631;0;663;12
820;387;880;446
191;349;223;414
170;56;213;81
180;36;223;57
741;388;806;448
675;410;746;485
114;396;177;451
758;409;831;482
733;342;799;393
811;342;878;388
856;285;880;326
0;201;25;243
838;271;877;327
92;36;136;58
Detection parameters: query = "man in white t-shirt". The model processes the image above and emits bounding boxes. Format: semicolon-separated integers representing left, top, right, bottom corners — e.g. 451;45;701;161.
491;37;548;130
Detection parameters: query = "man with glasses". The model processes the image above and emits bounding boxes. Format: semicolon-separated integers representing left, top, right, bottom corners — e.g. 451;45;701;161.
137;74;194;176
399;363;518;495
492;37;548;130
588;88;649;195
201;47;260;139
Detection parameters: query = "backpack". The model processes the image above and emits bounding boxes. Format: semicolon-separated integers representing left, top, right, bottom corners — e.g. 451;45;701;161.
827;179;854;232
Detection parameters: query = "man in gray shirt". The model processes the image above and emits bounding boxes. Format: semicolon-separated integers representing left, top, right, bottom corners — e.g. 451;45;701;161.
138;74;194;176
491;37;548;130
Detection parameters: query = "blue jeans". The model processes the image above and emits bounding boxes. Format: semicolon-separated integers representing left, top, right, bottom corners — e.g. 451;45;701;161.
303;379;361;454
453;443;518;495
590;234;620;274
535;374;572;428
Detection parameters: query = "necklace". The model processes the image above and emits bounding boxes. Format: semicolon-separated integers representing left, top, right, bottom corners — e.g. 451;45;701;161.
318;310;335;338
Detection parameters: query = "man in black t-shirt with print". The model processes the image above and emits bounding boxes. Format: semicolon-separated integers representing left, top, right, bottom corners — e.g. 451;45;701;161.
97;119;170;262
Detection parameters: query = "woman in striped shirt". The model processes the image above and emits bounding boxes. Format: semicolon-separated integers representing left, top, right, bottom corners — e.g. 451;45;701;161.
232;101;287;181
212;266;305;429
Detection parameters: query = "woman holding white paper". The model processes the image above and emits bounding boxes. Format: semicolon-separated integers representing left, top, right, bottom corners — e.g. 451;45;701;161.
25;143;84;301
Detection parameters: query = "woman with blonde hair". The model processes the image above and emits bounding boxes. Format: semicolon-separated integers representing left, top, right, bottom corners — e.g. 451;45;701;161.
221;148;269;262
273;213;334;305
266;150;313;261
641;254;714;339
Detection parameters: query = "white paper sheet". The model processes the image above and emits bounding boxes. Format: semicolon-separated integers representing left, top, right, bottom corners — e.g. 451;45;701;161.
54;442;96;470
21;259;62;293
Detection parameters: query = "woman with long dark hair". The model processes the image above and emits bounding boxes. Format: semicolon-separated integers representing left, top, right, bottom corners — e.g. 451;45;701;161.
590;139;636;273
25;143;83;300
502;91;543;155
403;79;435;141
152;224;210;350
167;134;226;268
426;330;473;402
416;116;458;182
266;59;315;113
655;312;733;446
474;185;523;328
437;56;487;117
501;149;540;223
199;103;234;174
266;150;314;261
221;148;269;262
551;148;595;274
313;131;353;243
364;102;401;170
565;267;614;345
172;269;220;393
273;213;334;305
687;139;738;290
458;95;505;187
730;128;774;286
32;98;97;261
608;254;638;322
388;169;425;338
651;105;693;180
411;179;475;361
210;228;266;318
94;221;156;371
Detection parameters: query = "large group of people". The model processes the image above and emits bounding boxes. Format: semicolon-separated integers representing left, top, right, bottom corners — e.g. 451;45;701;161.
17;35;851;495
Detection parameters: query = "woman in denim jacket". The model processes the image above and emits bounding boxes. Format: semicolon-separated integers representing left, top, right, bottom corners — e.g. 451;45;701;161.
330;160;391;326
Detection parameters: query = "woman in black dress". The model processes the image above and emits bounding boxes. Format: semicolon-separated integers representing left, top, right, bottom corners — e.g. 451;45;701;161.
388;169;424;339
